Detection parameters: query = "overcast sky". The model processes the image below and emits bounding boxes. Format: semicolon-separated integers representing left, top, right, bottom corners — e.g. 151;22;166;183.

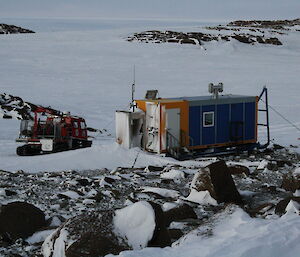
1;0;299;20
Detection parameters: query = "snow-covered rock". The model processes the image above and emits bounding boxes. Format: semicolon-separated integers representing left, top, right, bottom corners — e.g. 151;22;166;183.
187;161;243;205
42;201;171;257
113;201;156;249
160;169;185;181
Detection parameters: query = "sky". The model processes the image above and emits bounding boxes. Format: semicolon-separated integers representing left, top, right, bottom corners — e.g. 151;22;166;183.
0;0;299;21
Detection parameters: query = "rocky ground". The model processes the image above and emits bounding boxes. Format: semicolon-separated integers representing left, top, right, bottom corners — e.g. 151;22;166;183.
0;24;34;34
0;144;299;256
127;18;300;47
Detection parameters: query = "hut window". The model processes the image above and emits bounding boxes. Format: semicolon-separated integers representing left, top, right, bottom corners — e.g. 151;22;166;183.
203;112;214;127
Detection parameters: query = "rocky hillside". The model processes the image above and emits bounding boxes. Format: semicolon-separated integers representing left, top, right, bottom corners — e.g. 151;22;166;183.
127;18;300;47
0;145;299;256
0;24;35;34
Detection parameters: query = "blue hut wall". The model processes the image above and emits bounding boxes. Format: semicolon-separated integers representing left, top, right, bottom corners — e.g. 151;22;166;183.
188;101;256;147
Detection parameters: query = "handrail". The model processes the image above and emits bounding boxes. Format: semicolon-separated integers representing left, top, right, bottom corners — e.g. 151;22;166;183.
166;130;180;159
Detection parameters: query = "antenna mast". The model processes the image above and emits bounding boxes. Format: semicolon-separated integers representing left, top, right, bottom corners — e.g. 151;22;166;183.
131;65;136;112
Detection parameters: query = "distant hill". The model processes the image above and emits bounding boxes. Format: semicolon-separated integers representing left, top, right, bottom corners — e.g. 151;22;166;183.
0;24;35;34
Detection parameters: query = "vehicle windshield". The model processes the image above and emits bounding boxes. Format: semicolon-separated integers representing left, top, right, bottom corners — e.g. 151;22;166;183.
19;120;34;138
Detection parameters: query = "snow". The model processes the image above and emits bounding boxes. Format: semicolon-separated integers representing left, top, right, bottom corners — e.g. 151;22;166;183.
0;18;299;173
294;190;300;197
59;190;80;199
26;229;56;244
160;169;185;181
109;206;300;257
284;200;300;216
162;202;178;212
113;201;156;249
257;160;268;170
0;17;300;257
142;186;180;199
183;189;218;206
293;167;300;175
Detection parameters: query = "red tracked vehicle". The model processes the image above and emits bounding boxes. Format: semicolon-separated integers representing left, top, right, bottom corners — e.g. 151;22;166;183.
16;107;92;156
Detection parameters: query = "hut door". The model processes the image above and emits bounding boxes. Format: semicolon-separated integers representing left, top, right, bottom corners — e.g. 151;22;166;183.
230;121;244;141
166;108;181;143
145;103;161;153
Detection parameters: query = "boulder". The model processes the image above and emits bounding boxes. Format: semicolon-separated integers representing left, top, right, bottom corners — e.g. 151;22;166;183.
0;201;46;242
190;161;243;205
146;166;164;172
148;202;171;247
180;39;197;45
247;203;275;217
228;165;250;176
43;210;129;257
164;204;197;226
208;161;243;204
43;201;171;257
275;196;300;216
168;229;184;241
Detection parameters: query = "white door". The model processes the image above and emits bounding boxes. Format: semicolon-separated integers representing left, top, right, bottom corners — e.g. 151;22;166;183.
166;108;180;143
145;103;160;153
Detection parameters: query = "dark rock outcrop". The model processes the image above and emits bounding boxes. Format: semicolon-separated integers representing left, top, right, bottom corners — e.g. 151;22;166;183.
127;30;282;47
164;204;197;226
148;202;171;248
208;161;243;205
0;201;46;243
228;165;250;176
275;196;300;216
0;24;35;34
227;19;300;29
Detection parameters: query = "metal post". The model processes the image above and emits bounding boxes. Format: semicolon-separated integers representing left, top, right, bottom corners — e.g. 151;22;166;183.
131;65;136;112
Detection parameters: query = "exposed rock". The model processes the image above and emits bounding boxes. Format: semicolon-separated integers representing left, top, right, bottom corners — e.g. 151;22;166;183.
180;39;197;45
0;202;46;242
192;169;216;199
228;165;250;176
227;19;300;29
146;166;165;172
164;203;197;226
168;229;184;241
0;24;35;34
275;196;300;216
265;37;282;45
148;202;171;248
281;173;300;192
43;210;129;257
273;144;285;150
4;189;17;196
267;161;279;171
103;176;116;184
247;203;275;217
127;29;282;47
232;34;254;44
76;178;91;186
207;160;243;204
43;201;170;257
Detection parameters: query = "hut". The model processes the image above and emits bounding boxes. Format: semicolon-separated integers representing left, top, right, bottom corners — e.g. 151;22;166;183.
116;84;269;159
